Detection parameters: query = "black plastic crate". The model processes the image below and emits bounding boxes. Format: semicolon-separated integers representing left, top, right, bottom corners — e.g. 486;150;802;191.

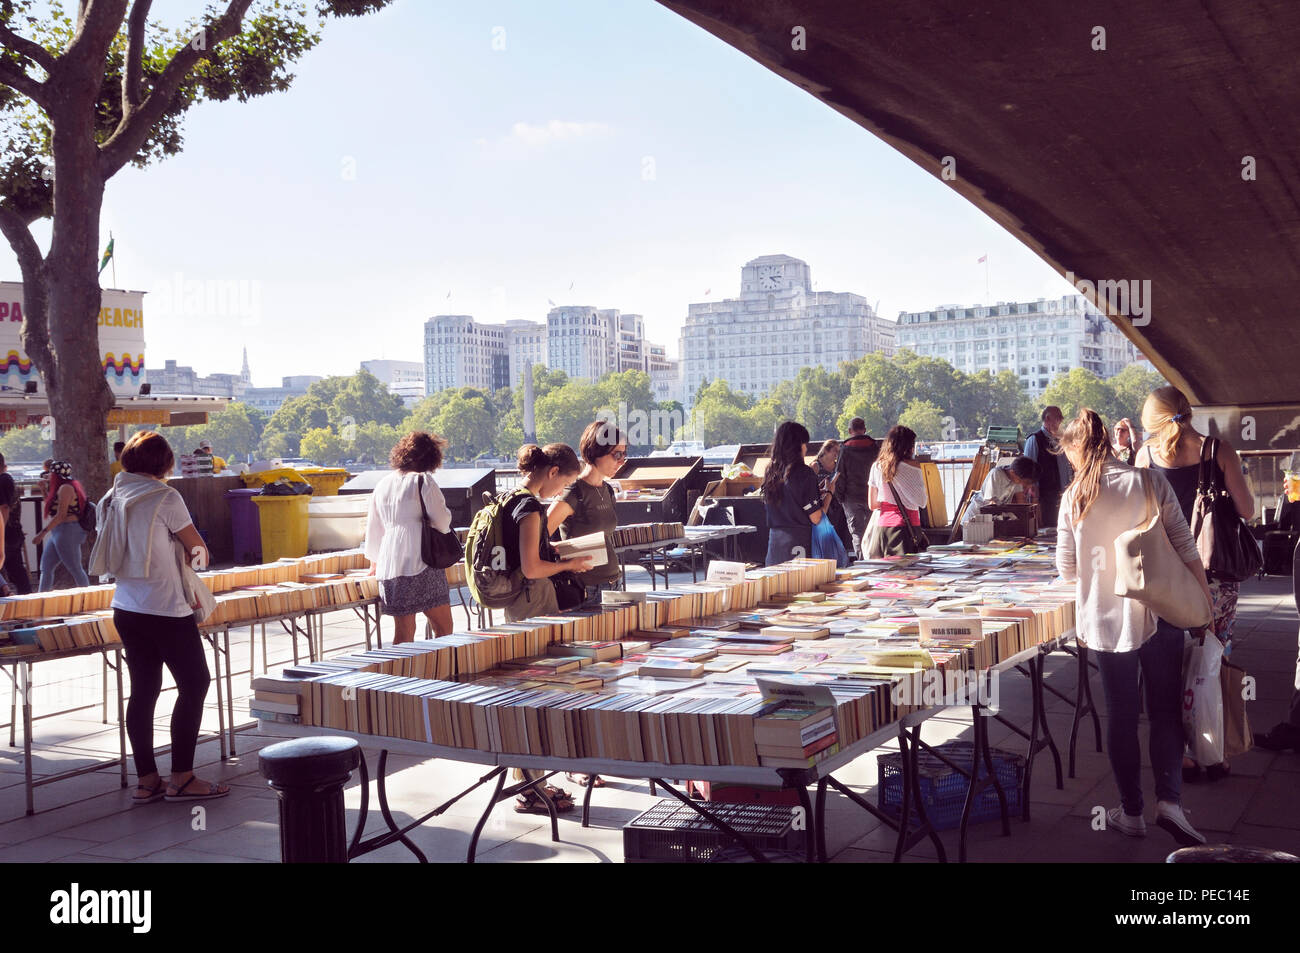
877;741;1024;831
623;799;804;863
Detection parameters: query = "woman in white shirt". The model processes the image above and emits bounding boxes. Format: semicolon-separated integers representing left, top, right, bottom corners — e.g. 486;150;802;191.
365;432;455;643
868;426;929;556
92;431;228;804
1055;409;1212;847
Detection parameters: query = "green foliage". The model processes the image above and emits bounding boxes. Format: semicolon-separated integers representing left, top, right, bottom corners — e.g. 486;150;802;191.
0;425;50;463
178;401;263;460
898;399;946;441
299;426;346;466
429;392;494;460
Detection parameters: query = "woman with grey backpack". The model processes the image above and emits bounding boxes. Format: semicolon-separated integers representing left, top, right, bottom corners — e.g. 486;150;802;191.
1055;408;1212;847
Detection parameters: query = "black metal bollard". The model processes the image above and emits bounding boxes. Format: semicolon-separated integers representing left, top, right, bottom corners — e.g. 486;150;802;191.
259;736;360;863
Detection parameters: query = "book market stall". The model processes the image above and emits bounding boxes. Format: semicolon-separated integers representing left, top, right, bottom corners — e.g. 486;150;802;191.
250;539;1092;863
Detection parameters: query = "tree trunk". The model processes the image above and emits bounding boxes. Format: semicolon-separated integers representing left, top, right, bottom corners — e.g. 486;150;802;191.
25;119;115;503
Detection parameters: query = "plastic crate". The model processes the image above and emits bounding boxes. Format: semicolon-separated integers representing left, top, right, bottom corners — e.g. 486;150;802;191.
877;741;1023;831
623;799;804;863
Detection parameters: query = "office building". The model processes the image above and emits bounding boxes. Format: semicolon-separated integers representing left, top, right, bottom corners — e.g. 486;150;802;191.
893;294;1141;395
679;254;894;408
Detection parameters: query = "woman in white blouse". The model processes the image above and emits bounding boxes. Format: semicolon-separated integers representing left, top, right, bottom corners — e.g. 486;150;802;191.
1055;409;1212;847
365;432;454;642
867;425;929;556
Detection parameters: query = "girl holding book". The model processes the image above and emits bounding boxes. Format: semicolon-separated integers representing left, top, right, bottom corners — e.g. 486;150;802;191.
548;420;626;608
92;431;229;803
364;431;455;643
1055;408;1210;846
507;442;592;814
867;426;929;556
503;443;593;623
762;421;832;565
34;460;91;591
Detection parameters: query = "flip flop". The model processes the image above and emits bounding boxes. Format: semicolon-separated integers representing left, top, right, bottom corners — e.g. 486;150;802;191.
566;772;605;788
514;790;574;814
164;776;230;802
132;782;164;805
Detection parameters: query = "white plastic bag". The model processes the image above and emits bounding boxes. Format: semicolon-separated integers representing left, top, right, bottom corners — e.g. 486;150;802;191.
1182;633;1224;766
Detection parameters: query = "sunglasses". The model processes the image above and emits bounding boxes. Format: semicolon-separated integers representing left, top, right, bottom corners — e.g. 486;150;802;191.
610;450;627;462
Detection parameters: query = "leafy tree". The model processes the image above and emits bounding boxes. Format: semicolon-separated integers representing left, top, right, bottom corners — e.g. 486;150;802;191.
262;429;298;459
1040;368;1115;426
431;392;494;460
535;379;603;449
839;353;906;437
0;424;50;462
0;0;394;499
328;369;405;431
1108;364;1168;431
300;426;346;466
350;420;402;466
261;394;329;453
689;379;753;445
898;399;946;441
182;401;261;460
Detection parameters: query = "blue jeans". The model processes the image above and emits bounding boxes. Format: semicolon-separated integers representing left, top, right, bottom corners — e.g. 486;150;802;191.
38;523;90;591
1094;618;1185;815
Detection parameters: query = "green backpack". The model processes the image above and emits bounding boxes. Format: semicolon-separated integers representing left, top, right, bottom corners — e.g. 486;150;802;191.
464;487;532;609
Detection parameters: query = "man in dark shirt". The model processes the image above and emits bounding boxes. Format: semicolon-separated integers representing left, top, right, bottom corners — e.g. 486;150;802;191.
0;452;31;594
1024;406;1072;530
835;418;879;559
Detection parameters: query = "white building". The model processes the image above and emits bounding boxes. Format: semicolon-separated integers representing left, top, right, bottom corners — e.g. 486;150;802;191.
679;254;894;409
424;315;511;395
893;294;1141;396
361;359;423;385
547;306;610;381
244;375;323;417
507;319;546;386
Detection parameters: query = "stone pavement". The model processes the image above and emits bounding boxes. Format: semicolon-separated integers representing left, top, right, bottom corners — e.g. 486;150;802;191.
1;570;1296;863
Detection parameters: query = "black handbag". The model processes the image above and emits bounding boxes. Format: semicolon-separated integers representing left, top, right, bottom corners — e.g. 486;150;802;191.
1190;438;1261;582
888;479;929;553
551;570;586;610
417;475;464;570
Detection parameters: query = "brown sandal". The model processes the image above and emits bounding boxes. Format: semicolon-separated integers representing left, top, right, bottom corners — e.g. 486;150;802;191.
514;787;574;814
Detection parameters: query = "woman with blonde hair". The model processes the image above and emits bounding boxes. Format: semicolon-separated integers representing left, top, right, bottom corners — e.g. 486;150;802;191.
1112;418;1142;465
1137;385;1254;781
1056;408;1210;846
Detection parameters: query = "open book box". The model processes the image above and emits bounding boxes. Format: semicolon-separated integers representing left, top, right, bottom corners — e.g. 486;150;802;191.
613;456;703;523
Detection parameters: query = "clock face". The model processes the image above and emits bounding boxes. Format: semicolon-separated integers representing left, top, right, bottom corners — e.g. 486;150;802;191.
757;264;783;290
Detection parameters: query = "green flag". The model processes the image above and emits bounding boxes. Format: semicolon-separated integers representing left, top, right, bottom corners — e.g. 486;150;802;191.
98;236;114;275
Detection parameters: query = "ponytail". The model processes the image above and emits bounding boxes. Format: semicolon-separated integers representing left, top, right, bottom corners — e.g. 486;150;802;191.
1059;409;1113;523
517;442;581;477
1141;385;1195;464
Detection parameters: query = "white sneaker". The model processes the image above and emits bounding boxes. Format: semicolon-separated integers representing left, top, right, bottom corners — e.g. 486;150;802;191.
1156;801;1206;846
1107;806;1147;837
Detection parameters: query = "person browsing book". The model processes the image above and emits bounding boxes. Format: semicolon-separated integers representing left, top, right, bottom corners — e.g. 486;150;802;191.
761;421;832;565
835;418;879;559
506;442;591;815
34;460;91;591
503;443;592;624
1055;408;1210;846
364;431;455;643
89;431;228;804
547;421;625;608
868;426;929;556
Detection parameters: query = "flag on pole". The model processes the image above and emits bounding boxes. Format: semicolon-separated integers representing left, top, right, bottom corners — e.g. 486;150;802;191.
547;298;556;307
704;289;710;296
977;254;987;264
98;236;115;275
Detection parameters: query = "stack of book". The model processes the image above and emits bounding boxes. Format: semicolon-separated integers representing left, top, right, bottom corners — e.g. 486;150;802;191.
611;523;686;547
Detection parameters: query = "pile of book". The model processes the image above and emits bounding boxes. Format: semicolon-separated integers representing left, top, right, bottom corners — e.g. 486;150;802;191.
254;544;1082;769
611;523;686;547
0;613;120;654
0;586;115;620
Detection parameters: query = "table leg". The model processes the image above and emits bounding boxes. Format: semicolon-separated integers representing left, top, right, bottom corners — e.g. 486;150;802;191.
261;622;268;673
22;661;33;815
101;652;108;724
795;783;815;863
375;749;428;862
115;650;127;789
207;634;227;762
814;778;830;862
580;771;597;828
348;750;371;858
467;769;508;863
223;628;236;757
8;665;17;748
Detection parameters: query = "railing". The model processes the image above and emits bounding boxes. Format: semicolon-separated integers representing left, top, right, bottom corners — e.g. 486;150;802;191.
1240;450;1296;524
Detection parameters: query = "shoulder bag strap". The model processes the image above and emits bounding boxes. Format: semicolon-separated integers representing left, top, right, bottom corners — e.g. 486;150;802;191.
887;479;922;549
416;473;431;525
1195;436;1215;496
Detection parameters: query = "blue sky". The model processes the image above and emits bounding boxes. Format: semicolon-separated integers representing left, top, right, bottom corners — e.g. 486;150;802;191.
7;0;1076;386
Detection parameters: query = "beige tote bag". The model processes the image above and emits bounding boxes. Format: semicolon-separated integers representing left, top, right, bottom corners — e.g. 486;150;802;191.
1113;470;1212;630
